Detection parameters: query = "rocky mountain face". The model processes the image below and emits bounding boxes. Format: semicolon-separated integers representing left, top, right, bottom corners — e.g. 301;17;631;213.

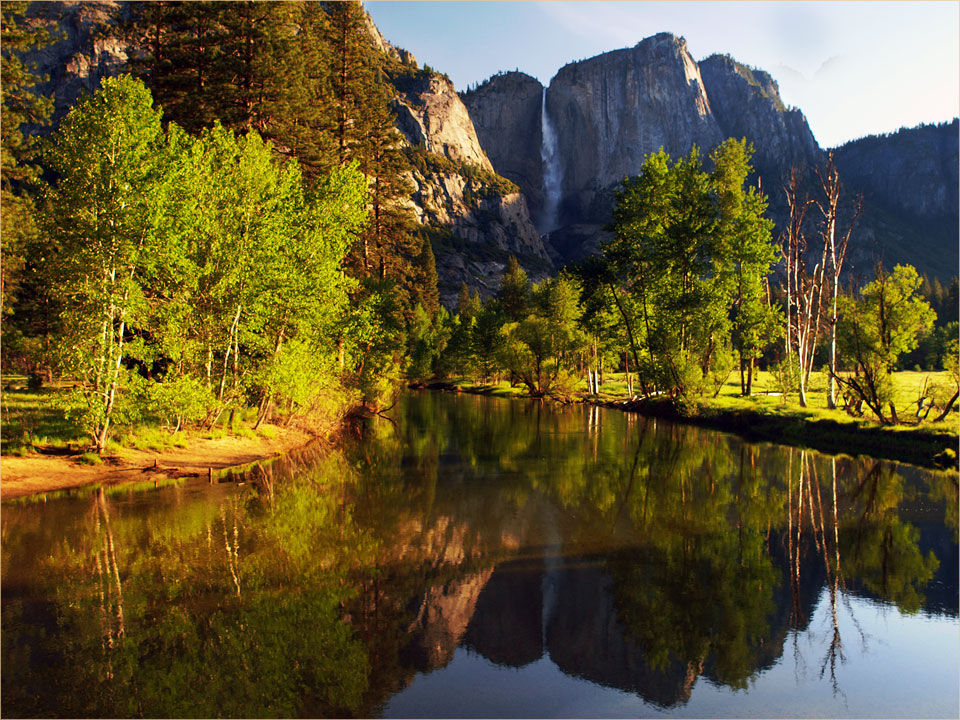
390;71;552;306
394;73;492;170
547;34;723;228
834;120;959;220
465;32;958;280
460;72;546;227
465;33;828;264
22;1;129;128
830;120;959;281
698;54;822;187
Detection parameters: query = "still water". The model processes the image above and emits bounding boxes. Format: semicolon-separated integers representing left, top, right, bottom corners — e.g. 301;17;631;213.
2;391;957;718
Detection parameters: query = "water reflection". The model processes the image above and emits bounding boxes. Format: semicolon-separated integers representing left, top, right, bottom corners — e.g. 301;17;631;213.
2;391;957;718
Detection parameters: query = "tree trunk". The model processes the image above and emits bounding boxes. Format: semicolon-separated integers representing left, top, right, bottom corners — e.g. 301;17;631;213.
738;346;746;396
933;390;959;423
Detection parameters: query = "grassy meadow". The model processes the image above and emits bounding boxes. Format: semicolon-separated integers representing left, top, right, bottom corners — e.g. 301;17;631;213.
439;368;958;467
1;375;273;459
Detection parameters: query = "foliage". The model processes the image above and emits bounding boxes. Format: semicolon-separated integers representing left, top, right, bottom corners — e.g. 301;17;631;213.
603;142;780;399
836;264;937;424
42;76;171;451
0;2;53;318
498;274;587;396
34;76;368;450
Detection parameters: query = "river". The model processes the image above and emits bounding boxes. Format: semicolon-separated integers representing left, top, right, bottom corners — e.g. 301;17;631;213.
2;391;957;717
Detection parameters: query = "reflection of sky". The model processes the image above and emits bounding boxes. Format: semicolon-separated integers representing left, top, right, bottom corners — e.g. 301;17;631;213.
383;591;959;718
365;1;959;148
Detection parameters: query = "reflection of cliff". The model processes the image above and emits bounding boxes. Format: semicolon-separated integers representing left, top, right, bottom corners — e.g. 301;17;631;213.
545;559;696;708
348;395;958;713
462;557;545;667
459;542;832;707
463;556;696;707
401;568;494;671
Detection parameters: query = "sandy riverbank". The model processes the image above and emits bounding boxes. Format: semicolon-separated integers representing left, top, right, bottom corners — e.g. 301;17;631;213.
0;426;314;500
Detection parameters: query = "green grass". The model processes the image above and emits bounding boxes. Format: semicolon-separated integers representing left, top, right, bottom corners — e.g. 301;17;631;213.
2;377;273;458
1;380;86;455
569;369;958;428
258;425;278;439
447;377;529;398
439;369;958;468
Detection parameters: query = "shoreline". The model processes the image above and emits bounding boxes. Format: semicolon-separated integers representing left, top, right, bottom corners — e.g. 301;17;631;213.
0;425;316;501
419;382;959;470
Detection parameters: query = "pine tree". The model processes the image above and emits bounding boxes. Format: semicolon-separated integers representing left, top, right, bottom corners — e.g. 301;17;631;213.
414;234;440;317
1;1;53;321
275;2;338;178
120;2;227;134
324;1;370;166
498;256;531;322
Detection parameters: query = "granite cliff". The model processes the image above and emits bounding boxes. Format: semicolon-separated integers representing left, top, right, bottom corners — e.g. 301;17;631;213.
464;33;957;279
460;72;546;228
546;34;723;228
389;70;551;306
465;33;826;264
698;54;822;187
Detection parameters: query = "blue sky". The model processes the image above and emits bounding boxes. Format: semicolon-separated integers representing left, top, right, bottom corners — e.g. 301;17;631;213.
365;1;959;148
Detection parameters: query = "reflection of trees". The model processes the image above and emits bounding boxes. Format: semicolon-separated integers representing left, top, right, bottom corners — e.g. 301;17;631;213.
2;456;372;717
92;488;125;664
778;450;941;695
359;394;949;703
840;461;939;614
606;443;781;692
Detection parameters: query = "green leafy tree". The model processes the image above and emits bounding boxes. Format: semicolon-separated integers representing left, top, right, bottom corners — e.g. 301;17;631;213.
440;284;482;379
836;264;937;424
497;255;531;323
43;76;176;451
405;303;451;381
170;124;367;426
471;302;507;383
711;139;782;396
605;147;729;398
604;143;779;400
575;255;635;394
498;275;586;396
929;329;959;422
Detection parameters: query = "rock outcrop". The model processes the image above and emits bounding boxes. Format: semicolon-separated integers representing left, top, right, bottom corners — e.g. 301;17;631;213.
460;72;546;227
393;71;552;306
698;54;822;186
547;33;724;227
394;73;493;170
22;1;129;128
831;120;960;281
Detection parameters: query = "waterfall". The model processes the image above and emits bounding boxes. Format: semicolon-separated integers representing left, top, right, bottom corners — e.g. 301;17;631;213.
539;86;563;235
540;501;561;649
